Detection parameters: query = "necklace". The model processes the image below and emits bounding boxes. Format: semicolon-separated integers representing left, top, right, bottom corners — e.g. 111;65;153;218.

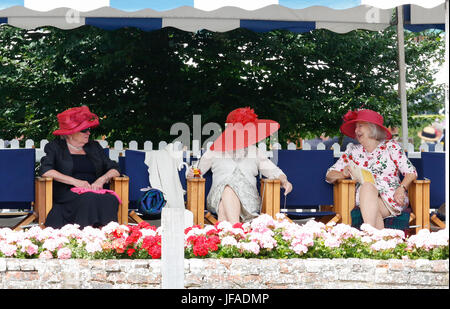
67;141;83;151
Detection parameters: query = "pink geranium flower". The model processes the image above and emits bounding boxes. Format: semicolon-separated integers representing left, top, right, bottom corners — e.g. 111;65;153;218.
57;247;72;259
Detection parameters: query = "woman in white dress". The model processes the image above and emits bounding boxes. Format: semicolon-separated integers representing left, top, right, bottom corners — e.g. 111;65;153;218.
189;107;292;224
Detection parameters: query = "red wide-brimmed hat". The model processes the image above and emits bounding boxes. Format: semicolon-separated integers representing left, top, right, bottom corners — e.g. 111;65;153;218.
52;106;99;136
210;107;280;152
340;109;392;140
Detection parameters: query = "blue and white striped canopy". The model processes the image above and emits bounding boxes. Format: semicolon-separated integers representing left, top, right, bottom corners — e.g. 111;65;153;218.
0;0;445;33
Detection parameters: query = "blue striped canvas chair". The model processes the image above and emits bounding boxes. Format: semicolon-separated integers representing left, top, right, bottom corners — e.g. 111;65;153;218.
421;152;445;230
0;149;46;230
0;147;129;229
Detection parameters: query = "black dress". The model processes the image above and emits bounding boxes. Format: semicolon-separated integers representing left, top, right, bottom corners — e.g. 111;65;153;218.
39;139;120;229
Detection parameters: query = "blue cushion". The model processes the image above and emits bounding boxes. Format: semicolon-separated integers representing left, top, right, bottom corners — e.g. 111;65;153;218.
351;207;411;231
0;149;35;209
421;152;445;209
409;157;423;180
277;150;334;208
122;150;149;208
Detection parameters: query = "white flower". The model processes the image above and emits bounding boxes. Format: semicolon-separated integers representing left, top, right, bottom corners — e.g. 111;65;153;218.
85;241;103;254
291;243;308;255
237;241;260;255
221;236;238;247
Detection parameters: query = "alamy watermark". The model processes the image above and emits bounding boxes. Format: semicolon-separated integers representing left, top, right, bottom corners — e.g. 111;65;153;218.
169;115;279;164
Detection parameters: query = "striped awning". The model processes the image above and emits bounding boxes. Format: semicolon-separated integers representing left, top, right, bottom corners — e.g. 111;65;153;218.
0;0;445;33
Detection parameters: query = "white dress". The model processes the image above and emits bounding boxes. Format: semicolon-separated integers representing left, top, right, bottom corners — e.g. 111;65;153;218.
198;145;285;221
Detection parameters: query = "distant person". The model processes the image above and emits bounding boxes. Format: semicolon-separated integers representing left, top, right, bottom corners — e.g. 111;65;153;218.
39;106;121;229
418;125;440;151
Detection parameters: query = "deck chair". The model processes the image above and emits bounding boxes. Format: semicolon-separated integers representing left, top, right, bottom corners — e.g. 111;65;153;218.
35;147;129;227
350;157;429;234
421;152;446;230
33;175;129;227
0;149;39;230
121;149;189;224
274;149;353;225
1;148;129;229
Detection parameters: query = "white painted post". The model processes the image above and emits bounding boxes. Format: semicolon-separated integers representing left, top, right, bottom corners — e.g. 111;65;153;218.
161;207;185;289
144;141;153;151
25;139;34;149
129;140;138;150
397;6;409;150
287;142;296;150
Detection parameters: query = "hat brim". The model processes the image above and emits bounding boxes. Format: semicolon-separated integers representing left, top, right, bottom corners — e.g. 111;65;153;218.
340;120;392;140
53;119;99;136
210;119;280;152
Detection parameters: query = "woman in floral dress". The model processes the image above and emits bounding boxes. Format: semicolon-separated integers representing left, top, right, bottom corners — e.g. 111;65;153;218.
326;109;417;229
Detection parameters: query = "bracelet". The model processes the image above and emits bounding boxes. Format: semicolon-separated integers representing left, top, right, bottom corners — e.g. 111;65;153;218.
400;184;408;192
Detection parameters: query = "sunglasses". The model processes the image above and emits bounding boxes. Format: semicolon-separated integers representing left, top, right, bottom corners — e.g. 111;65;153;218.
80;128;91;133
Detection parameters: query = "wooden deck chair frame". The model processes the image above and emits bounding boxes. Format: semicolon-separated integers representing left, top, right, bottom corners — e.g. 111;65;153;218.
187;178;282;226
342;179;429;234
187;177;429;233
186;178;352;226
13;176;130;230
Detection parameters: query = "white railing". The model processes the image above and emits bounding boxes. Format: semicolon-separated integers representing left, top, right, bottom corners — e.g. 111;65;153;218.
0;138;445;162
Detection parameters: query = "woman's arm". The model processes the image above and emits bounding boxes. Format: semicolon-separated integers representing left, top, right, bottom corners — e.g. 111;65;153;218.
393;172;417;206
278;174;293;195
257;148;292;195
42;169;91;189
326;165;352;184
91;169;120;190
187;150;213;178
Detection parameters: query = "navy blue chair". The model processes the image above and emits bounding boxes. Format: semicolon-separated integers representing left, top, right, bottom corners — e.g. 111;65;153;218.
275;149;355;224
1;147;129;229
0;149;39;230
421;152;446;229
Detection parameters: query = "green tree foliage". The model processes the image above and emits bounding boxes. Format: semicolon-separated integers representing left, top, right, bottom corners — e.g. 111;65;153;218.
0;25;444;146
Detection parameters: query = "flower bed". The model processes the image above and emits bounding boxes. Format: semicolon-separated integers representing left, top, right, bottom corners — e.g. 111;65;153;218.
0;214;448;260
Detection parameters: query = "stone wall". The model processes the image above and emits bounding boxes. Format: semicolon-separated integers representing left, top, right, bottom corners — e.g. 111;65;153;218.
1;258;448;289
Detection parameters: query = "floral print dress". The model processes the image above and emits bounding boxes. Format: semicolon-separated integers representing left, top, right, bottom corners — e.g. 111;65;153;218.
327;139;417;216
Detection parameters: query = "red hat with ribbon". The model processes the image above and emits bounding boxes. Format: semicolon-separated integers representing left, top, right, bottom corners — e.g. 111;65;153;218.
53;106;99;136
210;107;280;152
340;109;392;140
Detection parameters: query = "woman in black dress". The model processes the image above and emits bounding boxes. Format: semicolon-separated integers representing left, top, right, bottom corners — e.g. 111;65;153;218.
39;106;121;229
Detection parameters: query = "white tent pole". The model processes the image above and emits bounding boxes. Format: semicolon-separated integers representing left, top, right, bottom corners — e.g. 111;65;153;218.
397;6;409;149
444;0;449;232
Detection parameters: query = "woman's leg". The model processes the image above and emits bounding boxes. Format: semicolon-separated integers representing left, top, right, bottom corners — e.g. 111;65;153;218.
217;185;241;224
359;183;390;229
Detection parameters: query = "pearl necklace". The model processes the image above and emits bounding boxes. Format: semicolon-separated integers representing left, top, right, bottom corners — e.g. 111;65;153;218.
67;141;83;151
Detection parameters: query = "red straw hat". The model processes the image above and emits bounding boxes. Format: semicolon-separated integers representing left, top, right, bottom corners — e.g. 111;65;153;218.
210;107;280;152
340;109;392;140
53;106;99;136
